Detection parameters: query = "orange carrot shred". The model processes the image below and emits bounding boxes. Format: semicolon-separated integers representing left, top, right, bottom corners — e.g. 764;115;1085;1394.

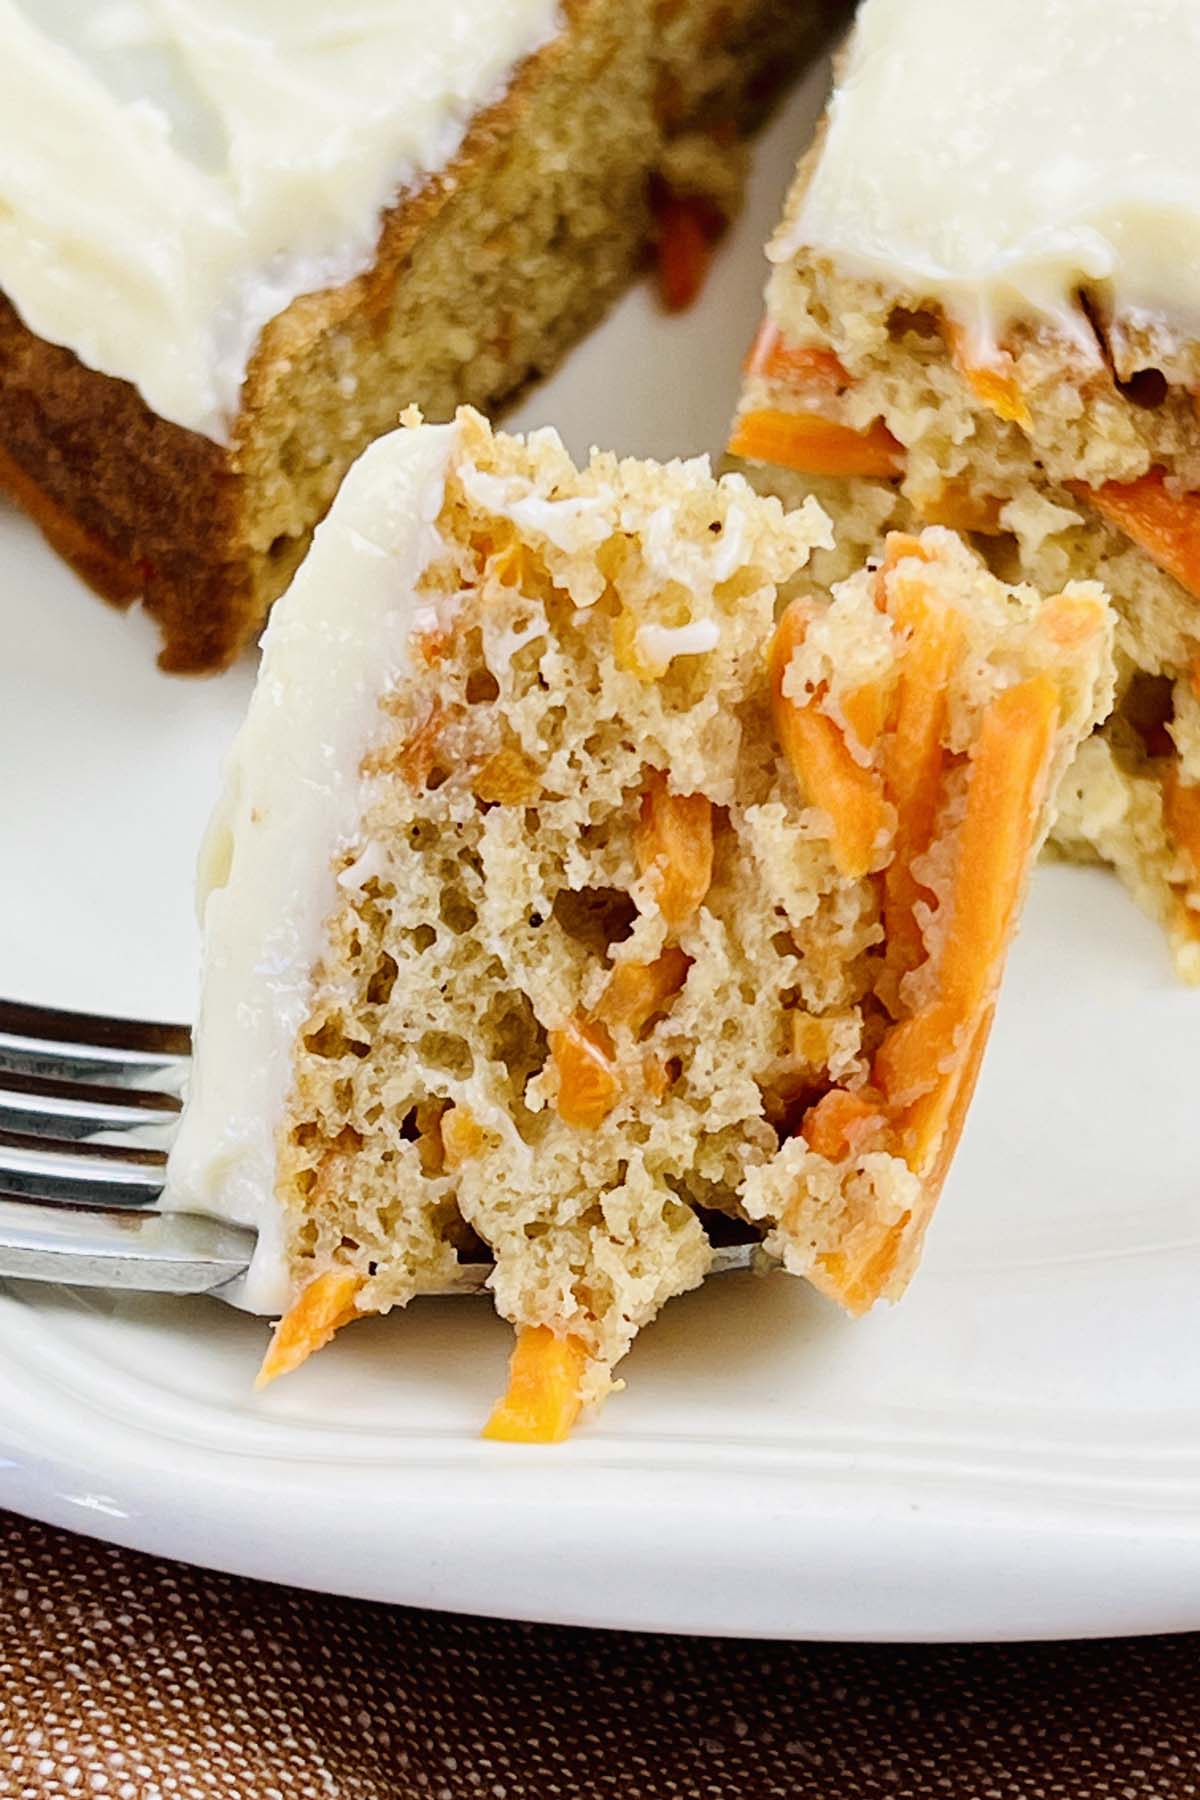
413;627;452;667
810;1215;911;1318
946;322;1032;428
728;407;903;479
1068;469;1200;602
398;701;447;790
840;678;892;752
256;1268;363;1389
915;1002;996;1198
441;1104;488;1171
742;319;849;391
878;581;966;1003
635;774;714;926
550;1016;621;1129
914;480;1005;536
768;599;889;879
1172;892;1200;945
932;675;1059;1014
483;1327;588;1444
594;947;691;1033
800;1088;890;1161
1163;767;1200;877
655;194;720;312
875;675;1059;1150
472;746;541;805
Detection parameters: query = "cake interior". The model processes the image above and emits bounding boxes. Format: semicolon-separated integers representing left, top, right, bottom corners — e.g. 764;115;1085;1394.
732;278;1200;979
254;412;1113;1431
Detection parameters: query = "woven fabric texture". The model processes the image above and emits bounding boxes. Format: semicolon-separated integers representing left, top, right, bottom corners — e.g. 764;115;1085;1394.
1;1511;1198;1800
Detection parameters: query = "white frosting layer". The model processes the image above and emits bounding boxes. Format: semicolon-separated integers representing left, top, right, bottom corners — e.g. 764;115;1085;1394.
0;0;558;441
165;422;456;1312
777;0;1200;345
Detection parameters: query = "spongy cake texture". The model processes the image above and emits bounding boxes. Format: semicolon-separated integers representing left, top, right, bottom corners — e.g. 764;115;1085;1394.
267;412;1114;1414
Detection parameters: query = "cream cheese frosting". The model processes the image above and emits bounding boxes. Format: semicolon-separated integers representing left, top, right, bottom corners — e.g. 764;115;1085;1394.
0;0;559;441
165;421;457;1311
776;0;1200;349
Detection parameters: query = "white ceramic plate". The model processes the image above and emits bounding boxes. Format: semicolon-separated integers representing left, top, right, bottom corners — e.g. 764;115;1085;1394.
2;63;1199;1642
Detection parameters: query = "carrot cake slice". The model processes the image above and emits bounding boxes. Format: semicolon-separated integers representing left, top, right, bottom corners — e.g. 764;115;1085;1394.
730;0;1200;978
0;0;843;673
167;408;1113;1438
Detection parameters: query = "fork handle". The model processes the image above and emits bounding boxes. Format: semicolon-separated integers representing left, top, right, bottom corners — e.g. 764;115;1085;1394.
0;1200;255;1295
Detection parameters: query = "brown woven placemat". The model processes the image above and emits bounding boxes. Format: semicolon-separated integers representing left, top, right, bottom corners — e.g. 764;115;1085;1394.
2;1511;1198;1800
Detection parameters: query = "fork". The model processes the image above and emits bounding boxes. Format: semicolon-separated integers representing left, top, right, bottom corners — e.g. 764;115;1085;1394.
0;996;765;1304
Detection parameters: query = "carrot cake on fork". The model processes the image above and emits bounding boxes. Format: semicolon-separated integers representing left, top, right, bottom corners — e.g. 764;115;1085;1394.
0;0;843;672
167;407;1114;1439
730;0;1200;977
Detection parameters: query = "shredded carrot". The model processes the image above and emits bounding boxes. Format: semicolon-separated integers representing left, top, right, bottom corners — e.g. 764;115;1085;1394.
550;1015;621;1129
1171;892;1200;947
912;1002;996;1197
914;479;1005;536
871;529;932;612
742;318;849;391
946;322;1032;429
875;674;1059;1144
397;700;447;789
634;773;714;926
728;407;903;480
472;746;541;805
768;599;889;880
594;946;691;1033
879;530;931;577
840;678;892;752
641;1052;675;1100
800;1087;890;1161
440;1103;488;1170
878;582;965;1003
483;1326;588;1444
1163;767;1200;877
654;193;722;312
1190;656;1200;703
784;706;889;878
413;626;452;666
810;1215;911;1318
256;1268;363;1389
1068;469;1200;601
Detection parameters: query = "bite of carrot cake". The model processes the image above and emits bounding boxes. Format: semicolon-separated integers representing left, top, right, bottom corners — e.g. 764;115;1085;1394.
167;407;1114;1438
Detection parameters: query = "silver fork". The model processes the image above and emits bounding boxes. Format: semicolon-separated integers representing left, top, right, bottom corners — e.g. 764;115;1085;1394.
0;996;765;1303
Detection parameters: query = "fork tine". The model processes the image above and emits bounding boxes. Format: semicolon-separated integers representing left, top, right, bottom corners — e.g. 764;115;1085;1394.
0;1070;181;1145
0;1128;166;1205
0;998;190;1090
